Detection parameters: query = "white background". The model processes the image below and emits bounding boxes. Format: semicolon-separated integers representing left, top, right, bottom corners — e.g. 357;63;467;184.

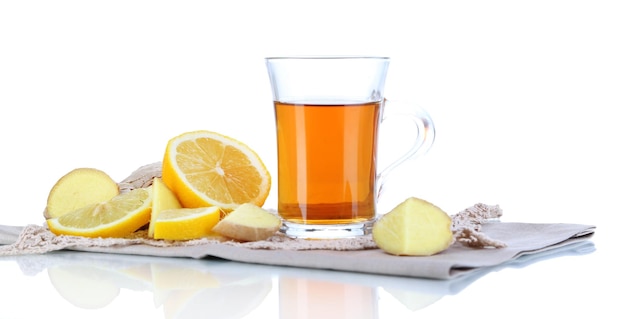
0;1;624;318
2;0;624;227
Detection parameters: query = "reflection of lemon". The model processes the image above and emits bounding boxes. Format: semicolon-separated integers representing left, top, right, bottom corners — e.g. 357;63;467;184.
162;130;271;211
151;263;221;311
383;288;444;311
47;188;152;238
162;289;205;319
151;263;219;291
118;264;153;285
47;266;120;309
153;207;221;240
165;278;273;319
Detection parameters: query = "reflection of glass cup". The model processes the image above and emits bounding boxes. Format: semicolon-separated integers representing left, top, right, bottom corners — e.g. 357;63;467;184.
279;277;378;319
266;56;435;239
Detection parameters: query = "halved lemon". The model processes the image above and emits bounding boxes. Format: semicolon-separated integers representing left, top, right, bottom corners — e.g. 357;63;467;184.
161;130;271;211
152;207;221;240
47;187;152;238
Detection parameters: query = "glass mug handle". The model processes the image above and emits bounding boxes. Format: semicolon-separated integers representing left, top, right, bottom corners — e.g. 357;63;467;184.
376;99;436;200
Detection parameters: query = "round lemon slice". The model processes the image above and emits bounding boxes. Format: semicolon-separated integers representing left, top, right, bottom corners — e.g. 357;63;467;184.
47;188;152;238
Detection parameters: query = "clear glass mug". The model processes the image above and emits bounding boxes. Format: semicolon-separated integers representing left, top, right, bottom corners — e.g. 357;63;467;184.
266;56;435;239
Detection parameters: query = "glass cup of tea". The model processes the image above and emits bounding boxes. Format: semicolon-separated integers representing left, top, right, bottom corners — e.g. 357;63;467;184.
266;56;435;239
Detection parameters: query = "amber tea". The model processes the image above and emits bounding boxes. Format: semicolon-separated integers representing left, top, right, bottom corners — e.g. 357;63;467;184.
275;101;382;224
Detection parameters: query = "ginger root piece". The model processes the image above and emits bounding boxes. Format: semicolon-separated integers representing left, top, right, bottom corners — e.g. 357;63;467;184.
212;204;281;242
373;197;454;256
45;168;120;219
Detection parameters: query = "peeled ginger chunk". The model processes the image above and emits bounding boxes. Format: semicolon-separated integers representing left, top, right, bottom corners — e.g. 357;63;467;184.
373;197;454;256
45;168;119;219
213;203;281;242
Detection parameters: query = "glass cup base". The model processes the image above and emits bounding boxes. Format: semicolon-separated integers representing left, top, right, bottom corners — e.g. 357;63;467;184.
280;220;375;239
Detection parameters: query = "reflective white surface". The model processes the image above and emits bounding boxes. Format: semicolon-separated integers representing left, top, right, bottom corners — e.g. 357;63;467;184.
1;0;624;318
0;237;611;318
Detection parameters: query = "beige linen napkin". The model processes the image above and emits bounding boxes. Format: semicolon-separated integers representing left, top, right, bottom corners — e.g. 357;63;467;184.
0;222;595;280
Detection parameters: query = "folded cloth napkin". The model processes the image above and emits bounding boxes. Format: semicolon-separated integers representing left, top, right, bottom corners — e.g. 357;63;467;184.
0;222;595;280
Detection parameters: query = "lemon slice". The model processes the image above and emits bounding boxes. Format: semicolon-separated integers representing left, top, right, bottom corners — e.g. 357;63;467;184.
153;207;221;240
161;130;271;211
47;188;152;238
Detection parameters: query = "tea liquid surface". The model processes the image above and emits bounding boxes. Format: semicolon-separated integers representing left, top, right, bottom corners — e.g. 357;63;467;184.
274;101;382;224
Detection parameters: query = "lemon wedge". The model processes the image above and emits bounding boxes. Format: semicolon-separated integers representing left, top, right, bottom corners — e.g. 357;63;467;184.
153;207;221;240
